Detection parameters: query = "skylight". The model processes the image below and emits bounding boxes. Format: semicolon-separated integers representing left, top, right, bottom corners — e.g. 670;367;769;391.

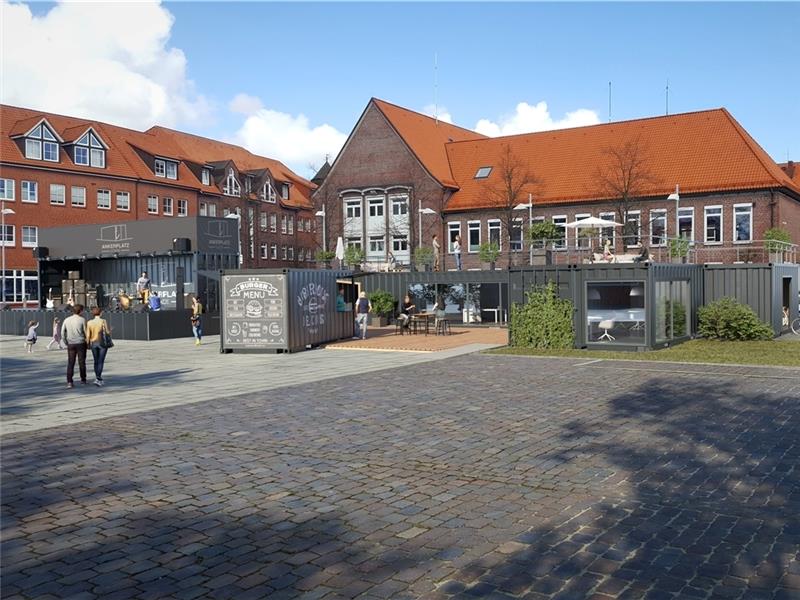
474;166;492;179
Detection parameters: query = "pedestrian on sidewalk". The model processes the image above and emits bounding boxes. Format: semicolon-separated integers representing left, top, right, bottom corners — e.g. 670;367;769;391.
432;234;441;271
47;316;65;350
191;295;203;346
62;304;88;388
86;307;111;387
355;291;372;340
24;320;39;353
453;234;463;271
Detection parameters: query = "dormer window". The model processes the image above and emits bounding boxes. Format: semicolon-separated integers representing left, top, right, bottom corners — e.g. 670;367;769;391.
223;168;240;196
474;166;492;179
245;176;252;194
25;124;59;162
155;158;178;179
281;183;289;200
74;131;106;168
201;168;211;186
261;181;277;203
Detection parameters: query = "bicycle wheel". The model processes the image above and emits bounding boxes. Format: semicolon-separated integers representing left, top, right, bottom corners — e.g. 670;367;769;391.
792;317;800;336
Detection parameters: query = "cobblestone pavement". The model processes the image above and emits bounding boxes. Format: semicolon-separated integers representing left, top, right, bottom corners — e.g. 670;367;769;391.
2;354;799;599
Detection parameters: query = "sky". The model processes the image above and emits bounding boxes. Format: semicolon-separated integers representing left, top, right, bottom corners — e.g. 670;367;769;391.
2;1;798;178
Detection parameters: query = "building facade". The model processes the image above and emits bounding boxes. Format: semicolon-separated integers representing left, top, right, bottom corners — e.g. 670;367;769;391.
314;99;800;271
0;104;317;304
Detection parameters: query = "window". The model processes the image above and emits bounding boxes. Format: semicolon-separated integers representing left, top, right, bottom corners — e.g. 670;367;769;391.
97;189;111;210
624;210;641;247
345;199;362;219
25;138;41;160
50;184;65;206
207;204;217;217
202;169;211;186
306;219;312;232
260;212;268;231
391;196;408;216
270;244;277;259
510;218;523;252
599;212;616;246
281;245;287;260
262;181;276;203
24;123;59;162
1;224;15;246
575;213;592;249
0;179;14;200
447;222;461;253
288;246;294;260
346;237;362;249
650;209;667;246
224;168;240;196
147;195;158;214
21;181;37;203
155;159;166;177
281;215;287;234
281;183;289;199
392;235;408;252
74;131;105;167
587;281;646;346
22;225;38;248
162;197;173;215
474;166;492;179
70;186;85;207
288;216;294;235
177;199;187;216
270;214;277;233
165;161;178;180
116;191;130;211
552;216;567;249
468;221;481;252
260;243;268;259
0;270;38;302
488;219;501;249
704;206;723;244
369;236;385;253
733;204;752;243
368;197;384;217
199;202;208;216
244;176;252;194
298;248;305;262
678;207;694;242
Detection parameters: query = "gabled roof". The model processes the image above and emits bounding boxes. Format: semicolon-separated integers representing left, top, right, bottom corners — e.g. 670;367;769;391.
371;98;486;188
444;108;800;211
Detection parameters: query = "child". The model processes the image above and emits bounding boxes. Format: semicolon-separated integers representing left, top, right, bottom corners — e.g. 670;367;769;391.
47;316;65;350
25;320;39;353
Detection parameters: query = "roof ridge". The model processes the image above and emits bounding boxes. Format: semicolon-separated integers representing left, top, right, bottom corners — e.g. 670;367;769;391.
2;103;154;137
371;97;487;139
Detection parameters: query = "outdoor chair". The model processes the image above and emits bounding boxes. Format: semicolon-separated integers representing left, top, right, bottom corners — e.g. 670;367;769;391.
434;309;450;335
598;320;616;341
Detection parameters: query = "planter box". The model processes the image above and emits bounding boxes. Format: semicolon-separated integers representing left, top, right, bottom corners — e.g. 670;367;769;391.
370;315;388;327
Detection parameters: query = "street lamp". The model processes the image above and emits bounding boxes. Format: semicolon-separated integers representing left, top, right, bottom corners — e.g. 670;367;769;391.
224;212;243;267
418;207;436;248
315;206;326;252
514;193;534;265
1;203;15;303
667;185;680;238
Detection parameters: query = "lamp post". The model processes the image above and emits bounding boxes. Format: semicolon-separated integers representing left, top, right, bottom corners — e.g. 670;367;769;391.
224;212;242;267
1;203;15;303
315;206;327;252
514;193;534;265
667;185;680;238
418;207;436;248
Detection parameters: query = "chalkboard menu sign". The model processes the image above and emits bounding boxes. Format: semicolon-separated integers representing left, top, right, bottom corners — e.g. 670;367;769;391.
221;274;287;349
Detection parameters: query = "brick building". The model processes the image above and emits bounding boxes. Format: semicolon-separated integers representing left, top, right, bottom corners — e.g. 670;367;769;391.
314;99;800;270
0;104;316;303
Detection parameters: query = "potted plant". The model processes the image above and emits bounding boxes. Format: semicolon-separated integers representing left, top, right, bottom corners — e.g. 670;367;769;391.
528;221;561;264
343;245;365;271
764;227;791;263
478;242;501;270
669;237;690;263
315;249;336;269
413;247;434;272
368;289;395;327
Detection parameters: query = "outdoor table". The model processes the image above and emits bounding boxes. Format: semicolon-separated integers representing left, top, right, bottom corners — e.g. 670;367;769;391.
410;312;434;335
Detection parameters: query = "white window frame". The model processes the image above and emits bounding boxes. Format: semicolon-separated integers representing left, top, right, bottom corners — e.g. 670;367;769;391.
162;197;173;216
649;209;667;247
575;213;592;249
288;246;294;260
624;210;641;248
97;189;111;210
288;215;294;235
1;224;14;247
677;207;695;243
281;215;287;234
207;204;217;217
391;196;408;216
552;215;567;250
224;168;240;196
177;199;188;217
368;235;386;253
165;161;178;180
733;203;753;244
270;214;277;233
260;243;269;259
447;222;461;253
345;199;362;219
70;186;85;208
346;237;363;249
199;202;208;217
281;245;287;260
368;197;384;218
270;244;278;259
599;212;616;247
510;218;523;252
50;184;65;206
21;181;37;203
704;205;723;245
74;146;89;166
147;195;159;215
467;220;481;253
116;191;130;212
25;139;42;160
281;183;289;200
488;219;502;250
0;179;15;201
22;225;38;248
392;235;408;253
90;148;105;168
154;159;166;177
201;169;211;186
260;212;268;231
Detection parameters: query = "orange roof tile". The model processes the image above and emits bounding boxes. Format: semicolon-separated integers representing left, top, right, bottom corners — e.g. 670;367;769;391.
444;108;800;212
371;99;486;188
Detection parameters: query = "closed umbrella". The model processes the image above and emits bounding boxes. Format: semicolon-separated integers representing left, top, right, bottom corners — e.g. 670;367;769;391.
335;237;345;268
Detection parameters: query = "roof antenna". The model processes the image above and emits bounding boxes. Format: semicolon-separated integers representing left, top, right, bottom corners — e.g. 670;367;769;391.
608;81;612;123
434;52;439;125
666;78;670;116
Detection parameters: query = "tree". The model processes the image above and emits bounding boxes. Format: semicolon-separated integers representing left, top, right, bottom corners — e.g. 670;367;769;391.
593;137;660;249
483;144;542;267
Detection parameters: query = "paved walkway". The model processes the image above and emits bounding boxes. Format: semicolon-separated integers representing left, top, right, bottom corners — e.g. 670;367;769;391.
326;326;508;352
0;334;501;435
2;349;798;599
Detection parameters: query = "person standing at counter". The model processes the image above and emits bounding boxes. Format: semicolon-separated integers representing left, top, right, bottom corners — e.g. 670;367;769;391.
136;271;151;305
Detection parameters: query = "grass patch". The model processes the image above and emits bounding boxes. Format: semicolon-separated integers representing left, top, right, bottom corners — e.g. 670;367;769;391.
488;339;800;367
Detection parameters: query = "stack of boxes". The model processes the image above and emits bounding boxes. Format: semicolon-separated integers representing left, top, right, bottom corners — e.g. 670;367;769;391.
60;271;98;308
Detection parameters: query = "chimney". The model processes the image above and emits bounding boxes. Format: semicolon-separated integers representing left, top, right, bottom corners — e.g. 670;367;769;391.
782;160;795;178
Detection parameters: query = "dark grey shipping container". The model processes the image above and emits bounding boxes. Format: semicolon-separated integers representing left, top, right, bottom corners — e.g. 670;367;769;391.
220;269;355;353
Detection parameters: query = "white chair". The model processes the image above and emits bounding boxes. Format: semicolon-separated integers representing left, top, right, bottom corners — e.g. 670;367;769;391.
598;320;616;341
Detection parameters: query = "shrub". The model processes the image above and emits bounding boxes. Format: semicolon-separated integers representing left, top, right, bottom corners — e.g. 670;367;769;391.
528;221;561;247
478;242;501;265
343;245;364;267
369;289;395;317
764;227;791;253
510;281;574;349
413;246;434;266
669;237;690;258
315;250;335;262
697;297;773;341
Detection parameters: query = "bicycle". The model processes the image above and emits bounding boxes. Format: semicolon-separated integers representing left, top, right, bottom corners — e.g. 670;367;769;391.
792;317;800;336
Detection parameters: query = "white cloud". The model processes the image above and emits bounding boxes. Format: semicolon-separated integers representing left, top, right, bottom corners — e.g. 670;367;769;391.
1;0;210;130
229;93;263;116
232;105;347;175
475;101;600;137
422;104;453;124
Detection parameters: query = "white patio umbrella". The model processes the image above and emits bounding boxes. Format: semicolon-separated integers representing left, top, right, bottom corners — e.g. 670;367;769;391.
334;236;345;267
564;216;623;228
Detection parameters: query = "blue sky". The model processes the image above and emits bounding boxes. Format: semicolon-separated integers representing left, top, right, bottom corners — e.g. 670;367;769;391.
6;1;799;175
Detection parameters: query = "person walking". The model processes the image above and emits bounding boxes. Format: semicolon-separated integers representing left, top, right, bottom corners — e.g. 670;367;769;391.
86;307;111;386
136;271;151;305
354;291;372;340
432;234;441;271
47;316;65;350
453;234;463;271
191;295;203;346
24;320;39;353
62;304;88;388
